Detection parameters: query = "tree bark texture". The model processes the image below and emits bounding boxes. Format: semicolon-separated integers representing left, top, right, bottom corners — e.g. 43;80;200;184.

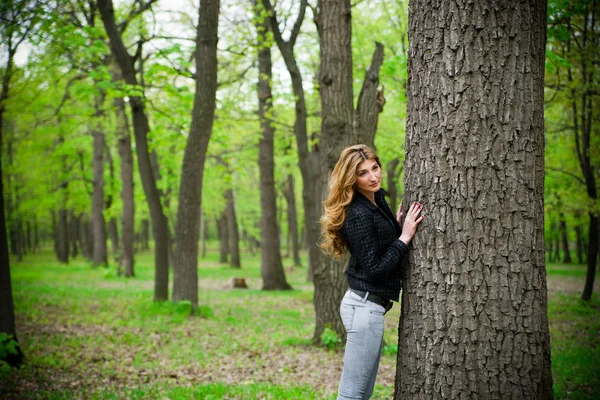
396;1;553;398
97;0;169;300
172;0;220;309
113;79;135;276
256;10;292;290
225;189;241;268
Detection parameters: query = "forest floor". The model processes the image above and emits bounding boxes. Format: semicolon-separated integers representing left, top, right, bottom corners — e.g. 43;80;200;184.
1;248;598;399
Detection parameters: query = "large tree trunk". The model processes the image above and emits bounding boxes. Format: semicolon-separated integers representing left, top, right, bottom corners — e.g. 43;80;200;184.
314;0;385;342
172;0;220;309
255;7;292;290
225;189;241;268
98;0;169;300
395;1;553;398
112;69;135;277
283;173;302;267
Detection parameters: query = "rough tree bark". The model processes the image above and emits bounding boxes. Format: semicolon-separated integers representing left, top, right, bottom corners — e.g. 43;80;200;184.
97;0;169;300
395;1;553;398
255;2;292;290
172;0;220;309
314;0;385;342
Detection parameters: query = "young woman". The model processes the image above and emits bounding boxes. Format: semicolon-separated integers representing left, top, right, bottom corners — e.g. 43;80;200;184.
320;144;424;400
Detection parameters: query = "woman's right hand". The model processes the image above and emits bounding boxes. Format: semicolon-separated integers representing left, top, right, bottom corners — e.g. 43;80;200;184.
399;201;424;245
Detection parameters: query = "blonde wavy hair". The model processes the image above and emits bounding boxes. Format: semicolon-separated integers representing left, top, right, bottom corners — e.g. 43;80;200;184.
320;144;382;258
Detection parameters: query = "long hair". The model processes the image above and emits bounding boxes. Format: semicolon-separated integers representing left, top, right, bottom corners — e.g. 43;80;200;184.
320;144;382;258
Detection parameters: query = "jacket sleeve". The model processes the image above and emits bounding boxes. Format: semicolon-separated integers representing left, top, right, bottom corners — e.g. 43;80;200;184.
342;207;408;283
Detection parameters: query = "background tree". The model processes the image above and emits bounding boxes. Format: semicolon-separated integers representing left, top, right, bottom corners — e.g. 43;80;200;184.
313;0;386;342
546;0;599;300
396;1;553;398
172;0;220;310
254;1;292;291
0;0;46;369
97;0;170;301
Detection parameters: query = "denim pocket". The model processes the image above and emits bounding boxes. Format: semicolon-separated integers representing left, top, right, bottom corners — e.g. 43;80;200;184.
340;303;356;333
368;307;385;335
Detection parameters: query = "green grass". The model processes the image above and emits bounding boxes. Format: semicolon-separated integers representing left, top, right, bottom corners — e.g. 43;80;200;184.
2;248;599;399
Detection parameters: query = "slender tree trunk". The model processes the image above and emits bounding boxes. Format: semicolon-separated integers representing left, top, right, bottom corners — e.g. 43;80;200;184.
112;68;135;276
92;95;108;267
386;158;401;214
396;1;553;398
98;0;169;300
575;222;584;264
217;214;229;263
225;189;241;268
547;224;554;263
57;207;69;264
104;139;120;263
33;217;39;253
582;215;598;299
283;173;302;267
80;216;94;261
255;5;291;289
559;213;572;263
261;0;321;285
172;0;220;309
69;210;80;259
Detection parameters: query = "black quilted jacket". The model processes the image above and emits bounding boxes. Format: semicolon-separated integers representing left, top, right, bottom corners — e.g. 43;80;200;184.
341;188;408;302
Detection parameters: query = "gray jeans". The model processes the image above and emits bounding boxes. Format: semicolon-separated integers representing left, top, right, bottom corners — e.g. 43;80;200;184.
337;290;386;400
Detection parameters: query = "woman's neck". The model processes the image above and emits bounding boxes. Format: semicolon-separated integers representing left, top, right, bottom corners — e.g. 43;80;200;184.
356;188;376;205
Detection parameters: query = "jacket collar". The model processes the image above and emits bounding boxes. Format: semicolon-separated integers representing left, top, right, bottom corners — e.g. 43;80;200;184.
353;188;387;211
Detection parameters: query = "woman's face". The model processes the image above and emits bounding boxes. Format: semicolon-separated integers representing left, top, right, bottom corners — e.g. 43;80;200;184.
355;158;381;195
